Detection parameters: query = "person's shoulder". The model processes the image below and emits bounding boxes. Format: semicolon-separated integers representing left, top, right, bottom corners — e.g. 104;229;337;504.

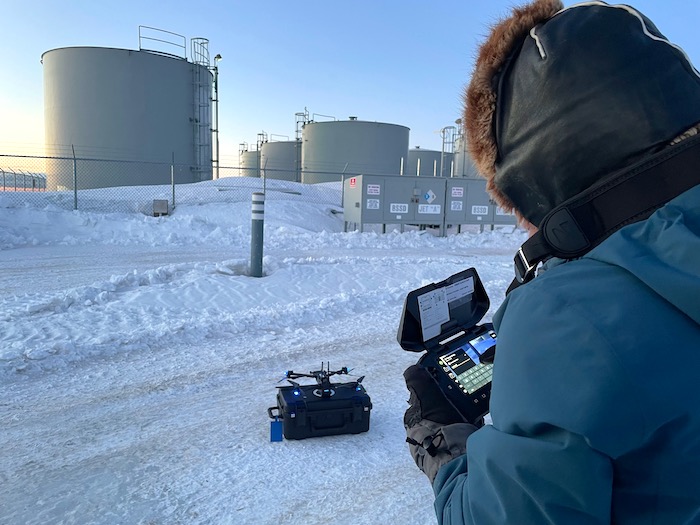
498;256;619;323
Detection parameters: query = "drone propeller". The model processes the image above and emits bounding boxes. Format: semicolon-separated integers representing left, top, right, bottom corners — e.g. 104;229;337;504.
278;370;299;382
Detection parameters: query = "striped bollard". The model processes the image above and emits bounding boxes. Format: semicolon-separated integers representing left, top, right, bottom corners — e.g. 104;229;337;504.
250;192;265;277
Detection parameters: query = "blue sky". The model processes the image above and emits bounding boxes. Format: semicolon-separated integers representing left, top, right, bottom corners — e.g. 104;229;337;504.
3;0;700;164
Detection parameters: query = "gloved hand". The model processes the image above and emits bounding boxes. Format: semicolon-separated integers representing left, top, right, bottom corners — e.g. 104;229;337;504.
404;364;478;483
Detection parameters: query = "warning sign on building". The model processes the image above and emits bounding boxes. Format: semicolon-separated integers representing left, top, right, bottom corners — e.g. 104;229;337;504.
367;184;381;195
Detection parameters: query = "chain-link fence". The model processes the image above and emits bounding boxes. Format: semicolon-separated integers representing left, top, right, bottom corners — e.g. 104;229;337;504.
0;153;344;215
0;152;516;237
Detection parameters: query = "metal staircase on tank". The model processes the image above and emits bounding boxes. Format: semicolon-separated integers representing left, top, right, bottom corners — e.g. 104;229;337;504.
294;108;310;182
441;125;457;177
190;38;213;182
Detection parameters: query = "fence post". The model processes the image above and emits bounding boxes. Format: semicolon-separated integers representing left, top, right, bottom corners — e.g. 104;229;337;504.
262;159;268;195
1;169;4;191
72;145;78;210
171;152;176;209
250;192;265;277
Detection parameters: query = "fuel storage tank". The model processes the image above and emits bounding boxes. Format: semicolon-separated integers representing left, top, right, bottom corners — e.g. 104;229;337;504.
453;135;480;178
42;45;213;190
301;118;409;184
239;149;261;178
407;148;454;177
260;140;301;182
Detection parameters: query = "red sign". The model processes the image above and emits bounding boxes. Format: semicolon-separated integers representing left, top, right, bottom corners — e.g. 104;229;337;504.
349;177;357;188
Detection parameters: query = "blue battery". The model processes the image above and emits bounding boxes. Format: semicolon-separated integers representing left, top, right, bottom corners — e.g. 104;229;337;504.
270;417;284;442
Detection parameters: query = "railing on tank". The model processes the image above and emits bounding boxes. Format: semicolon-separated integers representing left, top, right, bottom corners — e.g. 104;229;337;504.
138;26;187;60
190;37;210;66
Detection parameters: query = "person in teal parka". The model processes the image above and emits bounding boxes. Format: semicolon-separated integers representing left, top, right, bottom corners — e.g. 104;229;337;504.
403;1;700;524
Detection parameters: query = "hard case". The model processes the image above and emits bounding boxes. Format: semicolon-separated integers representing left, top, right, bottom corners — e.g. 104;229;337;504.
269;382;372;440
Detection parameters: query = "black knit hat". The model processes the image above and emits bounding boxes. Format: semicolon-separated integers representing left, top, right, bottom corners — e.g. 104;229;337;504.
465;0;700;226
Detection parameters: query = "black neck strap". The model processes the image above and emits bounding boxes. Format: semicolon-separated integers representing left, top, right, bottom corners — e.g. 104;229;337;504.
509;132;700;294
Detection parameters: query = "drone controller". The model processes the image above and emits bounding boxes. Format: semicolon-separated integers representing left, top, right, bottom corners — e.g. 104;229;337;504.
397;268;496;425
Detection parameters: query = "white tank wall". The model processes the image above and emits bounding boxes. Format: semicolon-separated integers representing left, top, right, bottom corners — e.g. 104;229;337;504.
239;150;260;178
301;120;409;184
453;136;480;178
407;149;454;177
260;140;300;182
42;46;212;190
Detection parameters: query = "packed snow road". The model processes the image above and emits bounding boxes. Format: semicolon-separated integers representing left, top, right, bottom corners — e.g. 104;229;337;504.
0;194;523;524
1;314;430;525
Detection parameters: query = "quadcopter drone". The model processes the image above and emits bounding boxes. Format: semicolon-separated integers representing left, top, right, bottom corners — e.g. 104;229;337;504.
278;362;365;399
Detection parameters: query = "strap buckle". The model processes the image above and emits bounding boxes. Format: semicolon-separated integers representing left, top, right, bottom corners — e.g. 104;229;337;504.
514;247;538;284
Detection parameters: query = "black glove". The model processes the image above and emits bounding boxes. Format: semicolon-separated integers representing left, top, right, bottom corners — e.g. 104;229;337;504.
404;364;478;483
404;364;465;427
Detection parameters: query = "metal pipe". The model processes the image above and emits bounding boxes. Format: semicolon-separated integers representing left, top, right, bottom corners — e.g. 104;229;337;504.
214;64;220;179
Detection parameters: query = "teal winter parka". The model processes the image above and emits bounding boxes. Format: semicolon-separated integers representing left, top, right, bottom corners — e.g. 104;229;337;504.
433;184;700;524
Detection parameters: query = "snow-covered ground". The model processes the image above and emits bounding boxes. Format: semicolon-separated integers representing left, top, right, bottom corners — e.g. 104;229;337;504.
0;178;527;525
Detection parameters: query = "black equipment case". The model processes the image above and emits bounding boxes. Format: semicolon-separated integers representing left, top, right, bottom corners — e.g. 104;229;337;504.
268;377;372;440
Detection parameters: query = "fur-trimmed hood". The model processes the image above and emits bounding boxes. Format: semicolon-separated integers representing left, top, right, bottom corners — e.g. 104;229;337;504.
465;1;700;225
465;0;563;219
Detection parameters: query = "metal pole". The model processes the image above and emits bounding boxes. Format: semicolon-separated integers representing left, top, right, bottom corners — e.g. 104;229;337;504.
340;162;348;209
210;54;222;181
214;65;220;180
250;192;265;277
261;158;268;195
72;145;78;210
171;152;175;208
